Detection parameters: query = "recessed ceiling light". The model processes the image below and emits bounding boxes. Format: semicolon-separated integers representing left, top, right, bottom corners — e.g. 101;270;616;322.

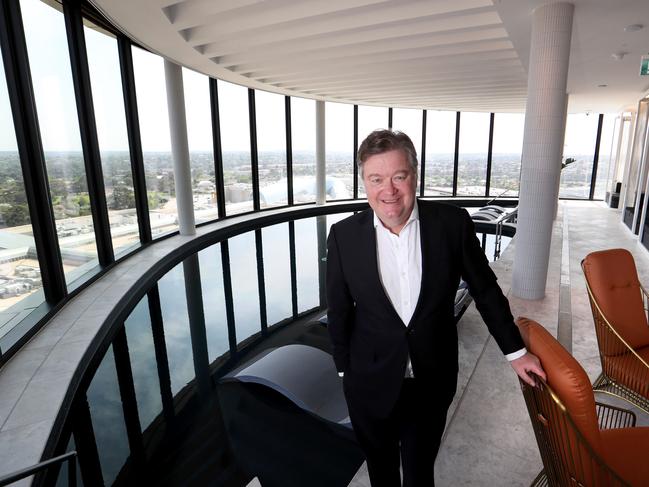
612;52;628;60
624;24;644;32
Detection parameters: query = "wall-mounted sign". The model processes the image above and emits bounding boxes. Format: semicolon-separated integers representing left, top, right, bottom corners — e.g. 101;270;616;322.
641;55;649;76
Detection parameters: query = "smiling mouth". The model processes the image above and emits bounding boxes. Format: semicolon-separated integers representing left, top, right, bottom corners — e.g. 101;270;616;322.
381;198;399;204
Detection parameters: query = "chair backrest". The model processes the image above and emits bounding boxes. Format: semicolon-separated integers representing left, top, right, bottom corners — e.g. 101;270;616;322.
517;317;601;450
582;248;649;350
516;318;629;486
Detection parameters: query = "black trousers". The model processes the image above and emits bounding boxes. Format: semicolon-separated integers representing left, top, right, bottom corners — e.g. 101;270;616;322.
347;378;449;487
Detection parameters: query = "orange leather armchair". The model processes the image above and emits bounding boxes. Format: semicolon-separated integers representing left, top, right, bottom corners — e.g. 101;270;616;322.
516;317;649;487
582;248;649;413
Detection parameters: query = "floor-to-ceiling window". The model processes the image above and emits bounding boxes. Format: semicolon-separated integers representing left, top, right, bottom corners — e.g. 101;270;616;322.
218;81;254;215
457;112;489;196
85;21;141;256
560;113;599;198
424;110;456;196
491;113;524;197
291;97;316;203
255;90;288;208
182;67;217;224
131;46;178;236
325;101;353;200
22;0;100;284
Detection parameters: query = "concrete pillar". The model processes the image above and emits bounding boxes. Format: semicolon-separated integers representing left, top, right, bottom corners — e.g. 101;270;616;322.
512;2;574;300
164;59;195;236
316;100;326;205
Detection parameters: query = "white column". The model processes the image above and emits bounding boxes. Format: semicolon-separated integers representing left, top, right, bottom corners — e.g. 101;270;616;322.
315;100;326;205
512;2;574;300
164;59;195;236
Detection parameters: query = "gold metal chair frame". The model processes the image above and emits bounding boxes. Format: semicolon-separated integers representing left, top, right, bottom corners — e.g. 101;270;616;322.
520;375;636;487
582;277;649;415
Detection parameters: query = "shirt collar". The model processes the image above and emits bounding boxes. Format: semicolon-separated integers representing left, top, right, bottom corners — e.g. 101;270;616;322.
373;199;419;229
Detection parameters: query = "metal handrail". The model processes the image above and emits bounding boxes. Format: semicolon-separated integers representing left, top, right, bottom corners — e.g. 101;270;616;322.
0;451;77;487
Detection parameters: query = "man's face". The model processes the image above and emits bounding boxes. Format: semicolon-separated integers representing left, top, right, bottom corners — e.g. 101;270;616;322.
362;149;417;234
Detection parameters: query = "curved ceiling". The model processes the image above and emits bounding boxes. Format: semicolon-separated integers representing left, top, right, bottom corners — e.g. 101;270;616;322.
91;0;649;113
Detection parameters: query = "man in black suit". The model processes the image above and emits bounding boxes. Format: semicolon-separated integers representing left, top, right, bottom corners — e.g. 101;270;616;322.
326;130;545;486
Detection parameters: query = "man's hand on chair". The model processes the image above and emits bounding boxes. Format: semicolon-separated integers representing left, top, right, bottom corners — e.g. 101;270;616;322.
511;353;546;387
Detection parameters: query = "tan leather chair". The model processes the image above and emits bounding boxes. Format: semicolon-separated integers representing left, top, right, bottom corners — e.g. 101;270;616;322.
582;249;649;413
516;317;649;487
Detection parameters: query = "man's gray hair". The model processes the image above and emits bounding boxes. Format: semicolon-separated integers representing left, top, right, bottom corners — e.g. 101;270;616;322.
357;129;418;178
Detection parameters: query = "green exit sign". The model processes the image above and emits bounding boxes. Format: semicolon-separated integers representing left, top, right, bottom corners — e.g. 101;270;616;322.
642;56;649;76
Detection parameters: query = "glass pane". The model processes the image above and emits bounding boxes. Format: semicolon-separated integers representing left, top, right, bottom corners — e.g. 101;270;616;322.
594;115;616;200
21;0;99;284
197;244;229;362
0;38;45;330
219;80;253;215
132;47;178;236
229;231;261;346
457;112;489;196
124;295;162;431
182;67;218;224
325;102;353;200
262;223;292;325
291;97;316;203
157;262;193;396
86;347;130;485
84;21;141;256
256;90;287;208
491;113;524;197
358;105;389;198
392;108;423;189
294;217;319;312
424;111;456;196
560;113;599;199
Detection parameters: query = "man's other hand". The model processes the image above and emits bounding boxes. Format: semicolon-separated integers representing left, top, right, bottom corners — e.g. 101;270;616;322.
510;352;546;387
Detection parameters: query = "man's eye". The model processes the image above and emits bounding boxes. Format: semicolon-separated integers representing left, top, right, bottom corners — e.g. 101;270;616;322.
370;178;381;185
394;175;406;182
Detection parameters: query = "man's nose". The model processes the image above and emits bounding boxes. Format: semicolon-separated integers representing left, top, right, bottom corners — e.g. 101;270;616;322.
384;179;397;193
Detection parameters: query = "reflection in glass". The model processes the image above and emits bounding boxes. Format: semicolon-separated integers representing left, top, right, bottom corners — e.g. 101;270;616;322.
86;346;130;485
124;295;163;431
229;232;261;345
594;115;616;200
424;111;456;196
218;81;253;215
560;113;599;199
22;0;99;283
392;108;423;187
457;112;489;196
294;217;319;312
262;223;292;325
491;113;523;197
85;21;141;256
132;46;178;236
157;262;193;396
291;97;316;203
326;102;353;200
0;34;45;324
182;68;218;224
357;105;389;198
256;90;287;208
197;244;229;362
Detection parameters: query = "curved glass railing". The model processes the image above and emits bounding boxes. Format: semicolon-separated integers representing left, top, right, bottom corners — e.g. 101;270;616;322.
40;202;514;486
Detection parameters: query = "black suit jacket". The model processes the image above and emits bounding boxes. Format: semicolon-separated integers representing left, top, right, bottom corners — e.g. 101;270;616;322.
326;200;524;419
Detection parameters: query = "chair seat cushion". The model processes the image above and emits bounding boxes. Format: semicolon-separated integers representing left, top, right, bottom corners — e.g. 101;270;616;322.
603;345;649;400
600;426;649;485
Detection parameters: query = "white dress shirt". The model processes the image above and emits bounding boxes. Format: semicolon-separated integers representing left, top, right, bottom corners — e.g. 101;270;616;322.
338;202;526;377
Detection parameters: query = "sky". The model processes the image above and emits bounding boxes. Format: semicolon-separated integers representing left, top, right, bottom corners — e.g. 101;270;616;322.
0;0;615;156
